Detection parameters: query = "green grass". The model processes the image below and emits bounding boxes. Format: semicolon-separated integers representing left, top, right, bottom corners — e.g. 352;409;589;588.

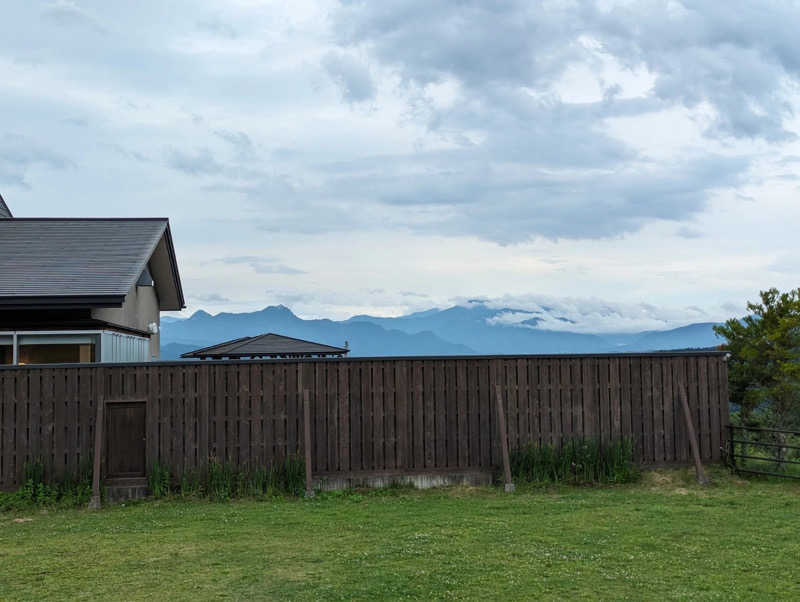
2;468;799;600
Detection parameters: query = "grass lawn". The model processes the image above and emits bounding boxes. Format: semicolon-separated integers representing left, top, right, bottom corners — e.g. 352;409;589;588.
2;468;799;600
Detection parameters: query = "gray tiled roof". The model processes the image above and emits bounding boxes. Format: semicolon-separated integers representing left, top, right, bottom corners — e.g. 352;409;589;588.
0;218;168;301
182;333;349;358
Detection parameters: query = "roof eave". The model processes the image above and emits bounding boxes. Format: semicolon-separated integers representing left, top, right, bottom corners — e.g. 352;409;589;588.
0;295;126;310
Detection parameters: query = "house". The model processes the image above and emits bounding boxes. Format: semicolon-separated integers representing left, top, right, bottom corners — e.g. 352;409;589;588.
0;196;184;365
181;333;349;360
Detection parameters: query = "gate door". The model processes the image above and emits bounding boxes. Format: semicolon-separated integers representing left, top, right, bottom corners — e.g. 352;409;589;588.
106;402;146;479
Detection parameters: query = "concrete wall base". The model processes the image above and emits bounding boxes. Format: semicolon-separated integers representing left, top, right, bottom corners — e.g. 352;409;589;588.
313;470;493;491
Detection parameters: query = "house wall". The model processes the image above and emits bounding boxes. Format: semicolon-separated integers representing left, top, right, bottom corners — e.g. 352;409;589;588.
92;282;160;360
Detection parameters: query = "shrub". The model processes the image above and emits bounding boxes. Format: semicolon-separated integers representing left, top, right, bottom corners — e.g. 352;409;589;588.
510;437;639;485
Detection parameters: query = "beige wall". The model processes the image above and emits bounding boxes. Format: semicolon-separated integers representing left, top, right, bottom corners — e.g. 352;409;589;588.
92;283;160;359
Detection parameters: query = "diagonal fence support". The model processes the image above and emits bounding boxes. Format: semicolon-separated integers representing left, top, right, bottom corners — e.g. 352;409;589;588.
678;383;709;485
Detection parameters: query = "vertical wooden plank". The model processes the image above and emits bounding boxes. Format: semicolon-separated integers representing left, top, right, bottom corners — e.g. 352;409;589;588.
372;362;384;470
41;369;54;478
467;360;480;467
662;358;675;462
708;357;722;461
630;358;643;462
505;360;519;454
384;361;397;470
184;366;197;472
263;363;275;466
196;365;210;470
17;370;31;477
456;360;468;467
687;357;700;461
478;360;491;468
598;359;610;445
424;361;436;469
517;359;530;448
719;357;731;445
237;364;250;468
445;360;458;468
326;362;339;471
289;363;300;457
361;362;373;471
348;363;362;471
64;368;79;476
488;359;501;465
79;368;93;470
395;360;408;471
335;362;349;472
433;360;445;468
1;373;12;488
641;358;654;463
619;357;631;443
610;357;622;440
652;359;664;463
697;356;711;460
17;372;32;472
249;364;262;467
303;389;313;496
173;367;186;477
412;361;424;470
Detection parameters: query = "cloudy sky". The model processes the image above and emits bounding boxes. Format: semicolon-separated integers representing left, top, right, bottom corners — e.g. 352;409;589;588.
2;0;799;330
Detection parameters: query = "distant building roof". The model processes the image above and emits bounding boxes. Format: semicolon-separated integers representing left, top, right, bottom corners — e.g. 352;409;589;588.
0;218;184;310
0;194;11;218
181;333;350;359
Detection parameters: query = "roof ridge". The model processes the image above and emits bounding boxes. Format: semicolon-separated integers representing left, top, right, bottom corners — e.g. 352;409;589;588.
260;332;348;351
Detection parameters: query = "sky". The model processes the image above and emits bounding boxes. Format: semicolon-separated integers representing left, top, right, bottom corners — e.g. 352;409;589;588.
1;0;799;331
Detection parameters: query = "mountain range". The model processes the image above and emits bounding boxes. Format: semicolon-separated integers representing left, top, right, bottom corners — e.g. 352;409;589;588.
160;303;725;360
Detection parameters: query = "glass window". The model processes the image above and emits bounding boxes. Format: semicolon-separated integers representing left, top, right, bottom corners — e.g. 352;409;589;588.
1;345;12;365
18;344;95;365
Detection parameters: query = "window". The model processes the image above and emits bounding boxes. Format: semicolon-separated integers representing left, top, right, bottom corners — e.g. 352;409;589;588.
18;344;95;365
1;345;11;365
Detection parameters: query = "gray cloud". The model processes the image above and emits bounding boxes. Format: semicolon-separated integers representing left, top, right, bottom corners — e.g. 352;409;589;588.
322;51;376;102
222;256;306;275
41;0;105;33
166;147;224;176
196;15;238;39
0;133;73;188
213;130;254;159
332;0;800;141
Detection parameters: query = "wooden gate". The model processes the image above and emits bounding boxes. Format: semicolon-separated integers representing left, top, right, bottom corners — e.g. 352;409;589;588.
105;401;146;479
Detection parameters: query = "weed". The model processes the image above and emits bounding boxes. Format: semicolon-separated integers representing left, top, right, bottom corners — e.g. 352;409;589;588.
510;437;639;485
148;460;171;499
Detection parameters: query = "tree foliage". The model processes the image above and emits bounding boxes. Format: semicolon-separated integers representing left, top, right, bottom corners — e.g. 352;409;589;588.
714;288;800;428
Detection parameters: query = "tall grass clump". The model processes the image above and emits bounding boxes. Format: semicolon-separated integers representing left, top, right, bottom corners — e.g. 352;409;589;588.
165;455;306;501
148;460;171;499
510;437;639;485
0;458;93;511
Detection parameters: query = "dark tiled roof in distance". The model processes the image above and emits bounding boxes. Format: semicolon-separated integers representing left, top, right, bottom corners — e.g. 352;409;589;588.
0;218;167;300
182;333;350;358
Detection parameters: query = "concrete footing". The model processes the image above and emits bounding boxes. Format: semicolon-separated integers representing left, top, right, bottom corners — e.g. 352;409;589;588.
313;469;492;491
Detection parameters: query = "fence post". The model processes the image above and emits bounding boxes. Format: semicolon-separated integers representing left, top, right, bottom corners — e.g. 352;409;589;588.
728;425;736;472
303;389;314;498
679;383;709;485
495;385;515;493
89;367;105;509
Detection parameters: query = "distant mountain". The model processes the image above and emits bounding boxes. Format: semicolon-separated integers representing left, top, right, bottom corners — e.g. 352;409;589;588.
161;305;473;358
618;322;723;352
161;303;725;358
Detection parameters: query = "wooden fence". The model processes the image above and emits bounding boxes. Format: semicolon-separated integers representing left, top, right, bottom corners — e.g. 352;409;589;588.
0;352;729;490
